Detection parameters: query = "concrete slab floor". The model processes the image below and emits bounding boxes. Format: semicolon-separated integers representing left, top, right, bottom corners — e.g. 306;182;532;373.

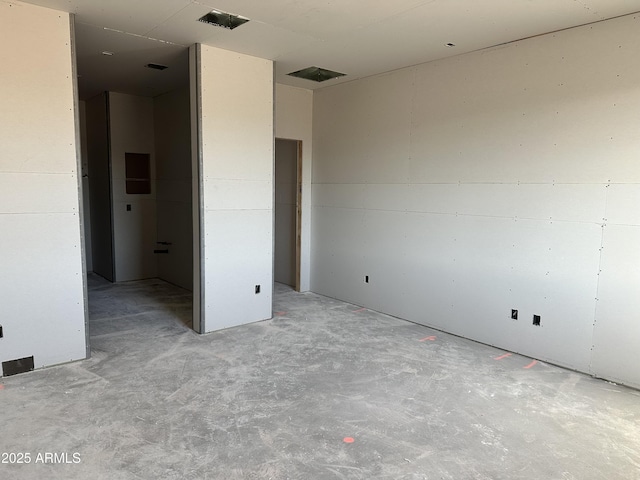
1;275;639;480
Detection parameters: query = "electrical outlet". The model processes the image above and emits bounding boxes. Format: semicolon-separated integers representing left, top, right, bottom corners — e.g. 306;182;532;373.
533;314;541;326
511;309;518;320
255;285;261;294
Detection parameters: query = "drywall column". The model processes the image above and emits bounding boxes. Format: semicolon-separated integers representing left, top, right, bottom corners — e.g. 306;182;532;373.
0;1;87;371
155;88;192;290
109;93;157;282
312;14;640;388
275;84;313;291
195;45;273;332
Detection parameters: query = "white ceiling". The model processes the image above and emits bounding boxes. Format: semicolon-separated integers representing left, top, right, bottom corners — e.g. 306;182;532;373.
21;0;640;99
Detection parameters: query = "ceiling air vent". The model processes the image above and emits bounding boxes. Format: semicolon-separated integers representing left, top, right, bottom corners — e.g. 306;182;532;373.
198;10;250;30
146;63;168;71
287;66;346;83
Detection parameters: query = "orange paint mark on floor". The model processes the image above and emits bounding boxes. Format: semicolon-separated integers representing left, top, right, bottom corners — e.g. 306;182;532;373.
524;360;538;369
494;353;512;360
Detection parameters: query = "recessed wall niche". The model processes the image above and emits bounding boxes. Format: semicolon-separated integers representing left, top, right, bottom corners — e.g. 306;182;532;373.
125;152;151;194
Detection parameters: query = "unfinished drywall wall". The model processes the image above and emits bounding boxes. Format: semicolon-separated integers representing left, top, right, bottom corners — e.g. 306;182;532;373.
109;92;157;282
275;84;313;291
86;93;114;280
0;1;87;371
312;14;640;388
195;45;273;332
154;87;192;290
274;138;298;287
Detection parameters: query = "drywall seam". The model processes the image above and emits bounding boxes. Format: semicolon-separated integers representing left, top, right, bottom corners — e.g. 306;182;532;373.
589;223;607;375
588;182;609;375
311;205;605;222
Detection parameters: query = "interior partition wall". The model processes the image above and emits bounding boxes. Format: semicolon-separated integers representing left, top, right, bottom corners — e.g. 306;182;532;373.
0;1;87;373
191;44;274;333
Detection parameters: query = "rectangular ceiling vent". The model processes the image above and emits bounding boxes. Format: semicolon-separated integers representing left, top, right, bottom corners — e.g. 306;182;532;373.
146;63;168;71
198;10;250;30
287;66;346;83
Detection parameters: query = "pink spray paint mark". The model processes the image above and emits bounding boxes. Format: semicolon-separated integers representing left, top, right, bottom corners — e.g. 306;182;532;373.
524;360;538;369
494;353;513;360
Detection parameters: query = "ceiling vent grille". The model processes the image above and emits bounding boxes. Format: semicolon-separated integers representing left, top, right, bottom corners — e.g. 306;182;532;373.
287;66;346;83
198;10;250;30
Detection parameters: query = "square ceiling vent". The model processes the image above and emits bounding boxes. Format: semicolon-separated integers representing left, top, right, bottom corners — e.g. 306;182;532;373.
198;10;250;30
287;66;346;83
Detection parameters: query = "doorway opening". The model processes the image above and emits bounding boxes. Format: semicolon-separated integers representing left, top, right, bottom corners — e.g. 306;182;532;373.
78;46;198;342
274;138;302;292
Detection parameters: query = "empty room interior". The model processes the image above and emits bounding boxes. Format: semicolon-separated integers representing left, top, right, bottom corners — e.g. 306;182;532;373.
2;0;640;478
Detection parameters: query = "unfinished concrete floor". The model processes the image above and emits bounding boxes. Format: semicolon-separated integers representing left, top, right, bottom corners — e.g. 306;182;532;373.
1;275;639;479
